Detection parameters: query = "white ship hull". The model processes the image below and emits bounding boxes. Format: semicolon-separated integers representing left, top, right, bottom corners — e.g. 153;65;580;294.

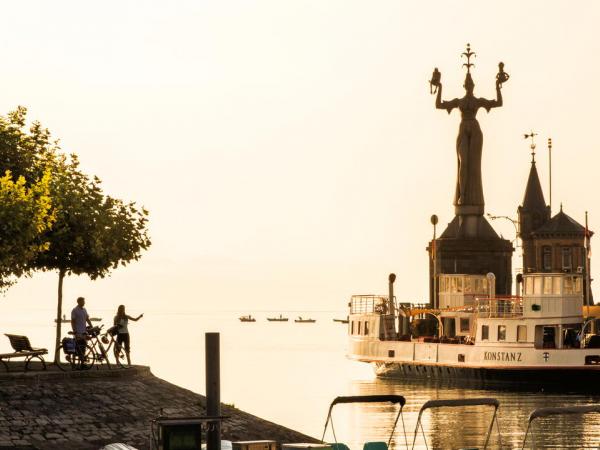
349;336;600;385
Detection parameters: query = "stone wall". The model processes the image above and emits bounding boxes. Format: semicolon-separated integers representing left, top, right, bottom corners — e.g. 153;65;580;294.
0;364;317;449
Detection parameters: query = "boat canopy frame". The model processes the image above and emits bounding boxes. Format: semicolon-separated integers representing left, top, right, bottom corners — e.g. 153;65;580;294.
521;404;600;449
321;395;408;450
411;398;501;450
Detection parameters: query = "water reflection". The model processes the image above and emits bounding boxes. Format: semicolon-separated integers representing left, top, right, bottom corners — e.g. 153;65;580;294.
329;377;600;449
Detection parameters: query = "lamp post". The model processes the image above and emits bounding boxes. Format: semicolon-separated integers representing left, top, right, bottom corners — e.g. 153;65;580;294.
431;214;438;309
487;213;520;252
548;138;552;215
487;213;521;295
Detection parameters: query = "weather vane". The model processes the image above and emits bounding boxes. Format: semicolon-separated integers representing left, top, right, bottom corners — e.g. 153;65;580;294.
524;131;537;162
461;43;476;73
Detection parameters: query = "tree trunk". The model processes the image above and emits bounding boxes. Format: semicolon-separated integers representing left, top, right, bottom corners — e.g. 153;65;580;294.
54;269;66;363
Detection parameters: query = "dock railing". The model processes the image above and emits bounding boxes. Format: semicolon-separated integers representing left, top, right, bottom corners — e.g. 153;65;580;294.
475;296;523;318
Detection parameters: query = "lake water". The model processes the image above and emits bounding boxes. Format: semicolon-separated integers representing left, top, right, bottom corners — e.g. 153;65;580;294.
2;307;600;449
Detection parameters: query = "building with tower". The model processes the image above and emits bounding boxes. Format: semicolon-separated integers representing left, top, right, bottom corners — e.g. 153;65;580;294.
517;148;593;303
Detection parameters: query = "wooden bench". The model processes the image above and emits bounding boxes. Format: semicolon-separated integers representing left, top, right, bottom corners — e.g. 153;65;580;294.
0;334;48;371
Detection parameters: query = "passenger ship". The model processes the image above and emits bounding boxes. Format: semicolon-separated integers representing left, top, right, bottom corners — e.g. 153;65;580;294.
347;271;600;385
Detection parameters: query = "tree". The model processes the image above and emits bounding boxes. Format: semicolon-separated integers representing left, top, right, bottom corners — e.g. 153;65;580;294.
0;106;151;363
33;154;151;363
0;169;55;289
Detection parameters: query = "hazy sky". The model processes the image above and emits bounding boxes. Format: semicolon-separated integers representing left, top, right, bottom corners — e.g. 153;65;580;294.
1;1;599;315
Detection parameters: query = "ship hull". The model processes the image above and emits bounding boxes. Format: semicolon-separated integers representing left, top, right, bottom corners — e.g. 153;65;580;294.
349;337;600;389
373;361;600;387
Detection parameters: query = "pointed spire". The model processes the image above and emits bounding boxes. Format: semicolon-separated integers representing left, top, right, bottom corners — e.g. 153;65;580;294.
522;160;547;210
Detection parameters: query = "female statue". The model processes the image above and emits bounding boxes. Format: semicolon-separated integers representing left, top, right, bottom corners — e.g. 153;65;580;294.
432;71;503;213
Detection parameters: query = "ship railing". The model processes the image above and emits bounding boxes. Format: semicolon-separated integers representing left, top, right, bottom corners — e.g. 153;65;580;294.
475;296;524;318
350;295;398;314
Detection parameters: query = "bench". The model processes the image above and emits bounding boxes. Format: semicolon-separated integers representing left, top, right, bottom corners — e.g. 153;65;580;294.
0;334;48;371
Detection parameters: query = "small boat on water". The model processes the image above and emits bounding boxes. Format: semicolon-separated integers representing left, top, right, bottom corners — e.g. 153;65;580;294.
239;315;256;322
267;314;289;322
333;317;349;324
295;316;316;323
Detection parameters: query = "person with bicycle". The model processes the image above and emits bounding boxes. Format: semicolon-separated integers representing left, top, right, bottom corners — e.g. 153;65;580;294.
114;305;143;366
71;296;93;367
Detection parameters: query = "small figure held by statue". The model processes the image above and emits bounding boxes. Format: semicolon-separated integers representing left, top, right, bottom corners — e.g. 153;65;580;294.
429;68;441;94
496;62;510;88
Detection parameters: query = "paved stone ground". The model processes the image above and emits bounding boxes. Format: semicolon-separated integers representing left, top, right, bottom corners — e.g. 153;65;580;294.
0;362;317;449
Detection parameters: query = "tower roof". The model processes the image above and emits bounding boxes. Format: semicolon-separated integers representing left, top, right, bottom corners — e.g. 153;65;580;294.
532;208;588;237
522;161;547;211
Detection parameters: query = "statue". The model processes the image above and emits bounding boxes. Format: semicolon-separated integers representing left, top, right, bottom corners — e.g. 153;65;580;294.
431;44;509;215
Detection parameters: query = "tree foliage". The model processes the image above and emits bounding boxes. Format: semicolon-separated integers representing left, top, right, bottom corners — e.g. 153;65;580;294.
0;169;54;288
0;106;151;362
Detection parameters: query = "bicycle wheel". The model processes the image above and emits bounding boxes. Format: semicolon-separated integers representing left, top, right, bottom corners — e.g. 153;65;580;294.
113;342;129;368
79;343;95;370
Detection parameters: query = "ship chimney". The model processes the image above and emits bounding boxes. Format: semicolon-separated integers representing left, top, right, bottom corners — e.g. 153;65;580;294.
388;273;396;319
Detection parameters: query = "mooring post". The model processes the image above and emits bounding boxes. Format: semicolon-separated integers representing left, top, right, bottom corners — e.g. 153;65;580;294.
206;332;221;450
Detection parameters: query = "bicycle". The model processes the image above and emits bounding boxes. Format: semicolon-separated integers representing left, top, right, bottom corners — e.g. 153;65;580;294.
61;330;97;371
101;325;130;369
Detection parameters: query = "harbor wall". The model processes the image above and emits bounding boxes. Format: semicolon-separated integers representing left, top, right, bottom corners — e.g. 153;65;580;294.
0;364;317;450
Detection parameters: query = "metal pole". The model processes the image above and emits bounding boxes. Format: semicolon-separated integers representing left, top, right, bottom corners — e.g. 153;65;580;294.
388;273;396;338
431;215;439;309
585;212;591;319
206;332;221;450
433;223;437;309
548;138;552;214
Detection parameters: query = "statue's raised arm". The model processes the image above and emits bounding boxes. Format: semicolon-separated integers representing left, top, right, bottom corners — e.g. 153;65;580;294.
430;68;459;114
476;74;504;112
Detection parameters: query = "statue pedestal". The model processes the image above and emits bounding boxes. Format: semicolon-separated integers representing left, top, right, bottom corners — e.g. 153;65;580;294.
427;215;514;307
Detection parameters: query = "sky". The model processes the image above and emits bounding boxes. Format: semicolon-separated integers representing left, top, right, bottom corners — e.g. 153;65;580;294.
1;1;600;315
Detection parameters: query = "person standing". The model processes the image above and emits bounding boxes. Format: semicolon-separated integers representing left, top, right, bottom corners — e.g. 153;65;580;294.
114;305;143;366
71;296;92;367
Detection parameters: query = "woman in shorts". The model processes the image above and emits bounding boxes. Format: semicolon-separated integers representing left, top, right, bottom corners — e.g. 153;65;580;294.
114;305;144;366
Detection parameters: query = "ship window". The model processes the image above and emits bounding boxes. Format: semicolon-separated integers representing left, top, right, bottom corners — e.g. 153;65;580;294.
460;318;470;333
562;247;573;271
482;278;488;292
534;277;543;295
456;277;463;293
464;278;472;294
517;325;527;342
542;246;552;271
543;276;553;295
575;277;582;293
553;276;561;294
498;325;506;341
364;321;369;335
481;325;489;340
351;321;354;335
564;277;574;294
357;322;362;335
525;278;533;295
